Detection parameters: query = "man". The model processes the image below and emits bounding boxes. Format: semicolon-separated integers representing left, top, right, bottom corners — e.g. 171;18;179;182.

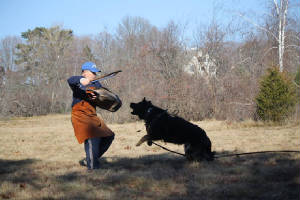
67;61;115;170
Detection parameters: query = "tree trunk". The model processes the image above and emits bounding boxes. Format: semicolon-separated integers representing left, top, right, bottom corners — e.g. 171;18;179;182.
274;0;289;72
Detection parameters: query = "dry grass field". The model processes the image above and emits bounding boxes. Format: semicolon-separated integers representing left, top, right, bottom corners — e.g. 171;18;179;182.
0;114;299;200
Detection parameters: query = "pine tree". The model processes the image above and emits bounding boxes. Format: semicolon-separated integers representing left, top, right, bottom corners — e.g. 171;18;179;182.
295;66;300;86
295;66;300;102
255;67;296;122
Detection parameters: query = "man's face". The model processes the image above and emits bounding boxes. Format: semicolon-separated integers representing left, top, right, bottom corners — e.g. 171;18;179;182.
82;70;97;80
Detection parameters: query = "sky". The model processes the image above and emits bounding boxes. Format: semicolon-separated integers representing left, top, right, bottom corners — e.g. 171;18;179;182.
0;0;265;39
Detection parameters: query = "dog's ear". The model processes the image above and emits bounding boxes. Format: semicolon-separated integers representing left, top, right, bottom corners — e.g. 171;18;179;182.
143;97;146;102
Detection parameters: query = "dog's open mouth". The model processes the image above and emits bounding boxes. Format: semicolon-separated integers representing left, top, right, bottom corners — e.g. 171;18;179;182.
130;103;137;115
130;110;136;114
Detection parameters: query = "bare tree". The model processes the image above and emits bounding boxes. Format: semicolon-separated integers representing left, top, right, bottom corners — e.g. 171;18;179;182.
0;36;21;71
238;0;297;72
273;0;289;72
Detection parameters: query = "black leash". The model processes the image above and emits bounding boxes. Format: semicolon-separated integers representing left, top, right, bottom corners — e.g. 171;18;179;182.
152;142;186;157
214;150;300;158
151;142;300;159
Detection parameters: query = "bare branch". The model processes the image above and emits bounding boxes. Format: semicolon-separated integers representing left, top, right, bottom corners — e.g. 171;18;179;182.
273;0;280;16
237;12;279;41
293;81;300;88
289;34;300;41
285;45;300;49
261;46;278;61
226;102;254;106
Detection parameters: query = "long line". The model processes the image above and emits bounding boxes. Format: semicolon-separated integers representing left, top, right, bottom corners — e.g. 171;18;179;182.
152;142;186;156
151;142;300;159
214;150;300;158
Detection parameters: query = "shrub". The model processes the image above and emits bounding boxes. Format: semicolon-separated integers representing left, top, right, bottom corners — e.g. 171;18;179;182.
295;66;300;86
255;67;296;122
295;66;300;101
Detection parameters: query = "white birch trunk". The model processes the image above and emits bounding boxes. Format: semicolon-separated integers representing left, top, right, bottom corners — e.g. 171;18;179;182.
274;0;288;72
238;0;289;72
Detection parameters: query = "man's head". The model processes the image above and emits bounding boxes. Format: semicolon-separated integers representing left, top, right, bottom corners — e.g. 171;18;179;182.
81;62;100;80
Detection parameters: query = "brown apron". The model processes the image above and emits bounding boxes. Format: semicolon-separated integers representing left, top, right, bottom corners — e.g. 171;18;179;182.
71;101;114;144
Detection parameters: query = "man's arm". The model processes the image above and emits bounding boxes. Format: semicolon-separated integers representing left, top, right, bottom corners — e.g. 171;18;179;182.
68;76;100;100
67;76;91;100
94;81;102;89
67;76;83;90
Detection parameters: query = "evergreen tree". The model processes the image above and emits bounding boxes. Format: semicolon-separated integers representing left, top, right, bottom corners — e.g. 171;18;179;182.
255;67;296;122
14;26;73;114
295;66;300;86
295;66;300;102
15;26;73;84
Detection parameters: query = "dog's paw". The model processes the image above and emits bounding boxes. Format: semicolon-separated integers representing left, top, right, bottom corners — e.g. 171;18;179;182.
147;141;153;146
136;135;149;147
136;142;142;146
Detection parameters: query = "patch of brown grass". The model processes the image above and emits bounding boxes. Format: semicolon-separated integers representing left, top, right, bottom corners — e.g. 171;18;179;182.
0;114;299;199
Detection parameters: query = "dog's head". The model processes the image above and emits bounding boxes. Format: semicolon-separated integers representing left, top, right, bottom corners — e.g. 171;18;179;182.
130;97;152;120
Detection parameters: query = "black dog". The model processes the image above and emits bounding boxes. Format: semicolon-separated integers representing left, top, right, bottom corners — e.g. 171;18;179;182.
130;98;214;161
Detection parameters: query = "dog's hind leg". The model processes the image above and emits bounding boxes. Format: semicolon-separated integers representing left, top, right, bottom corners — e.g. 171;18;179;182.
136;135;150;146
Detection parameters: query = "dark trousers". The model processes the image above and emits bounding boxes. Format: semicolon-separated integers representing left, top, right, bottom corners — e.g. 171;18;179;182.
84;135;114;169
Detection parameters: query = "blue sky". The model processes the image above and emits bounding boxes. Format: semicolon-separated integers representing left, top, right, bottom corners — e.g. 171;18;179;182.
0;0;265;39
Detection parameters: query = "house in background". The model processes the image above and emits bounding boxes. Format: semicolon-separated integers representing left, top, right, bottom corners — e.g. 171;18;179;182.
183;48;217;78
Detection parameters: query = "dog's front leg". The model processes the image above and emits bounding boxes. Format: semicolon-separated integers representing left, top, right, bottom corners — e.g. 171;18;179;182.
136;135;150;146
147;140;153;146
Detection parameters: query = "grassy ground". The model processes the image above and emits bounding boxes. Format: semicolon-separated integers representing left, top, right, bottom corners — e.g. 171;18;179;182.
0;114;299;200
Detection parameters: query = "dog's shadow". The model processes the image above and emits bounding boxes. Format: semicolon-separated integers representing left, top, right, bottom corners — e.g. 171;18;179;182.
99;153;188;171
97;150;249;171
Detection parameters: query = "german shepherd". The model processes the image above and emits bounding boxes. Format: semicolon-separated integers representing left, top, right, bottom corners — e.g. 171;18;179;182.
130;98;214;161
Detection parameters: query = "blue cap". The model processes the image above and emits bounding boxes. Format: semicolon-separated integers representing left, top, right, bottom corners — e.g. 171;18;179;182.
81;62;101;73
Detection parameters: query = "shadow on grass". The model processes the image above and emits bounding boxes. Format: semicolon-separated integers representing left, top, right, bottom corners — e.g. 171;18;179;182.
0;152;299;200
56;151;299;200
0;159;41;199
0;158;39;182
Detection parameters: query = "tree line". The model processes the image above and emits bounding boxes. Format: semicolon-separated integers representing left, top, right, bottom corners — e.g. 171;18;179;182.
0;1;299;123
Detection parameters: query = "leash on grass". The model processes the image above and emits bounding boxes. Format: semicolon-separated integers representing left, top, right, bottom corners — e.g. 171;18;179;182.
214;150;300;158
152;141;186;157
151;142;300;159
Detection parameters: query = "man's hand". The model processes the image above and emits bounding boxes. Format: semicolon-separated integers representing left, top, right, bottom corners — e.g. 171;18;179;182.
80;77;91;86
88;92;98;100
86;89;99;100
